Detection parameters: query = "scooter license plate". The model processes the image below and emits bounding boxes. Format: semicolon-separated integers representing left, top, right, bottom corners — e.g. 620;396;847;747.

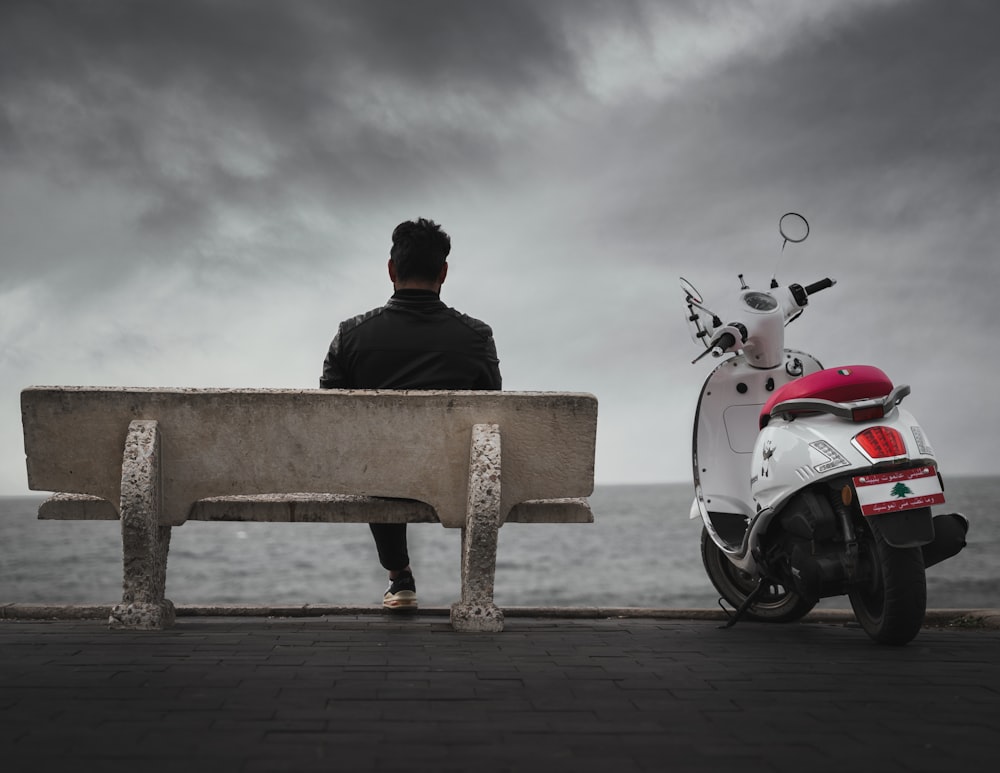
853;467;945;516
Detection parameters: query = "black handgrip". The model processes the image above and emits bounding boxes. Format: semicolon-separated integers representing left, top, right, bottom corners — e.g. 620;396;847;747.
804;277;835;295
714;332;737;351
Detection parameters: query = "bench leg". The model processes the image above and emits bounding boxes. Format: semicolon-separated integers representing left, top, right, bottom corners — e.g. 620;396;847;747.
109;420;176;630
451;423;504;633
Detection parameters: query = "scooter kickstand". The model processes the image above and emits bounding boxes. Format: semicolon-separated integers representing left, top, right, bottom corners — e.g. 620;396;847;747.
720;578;767;629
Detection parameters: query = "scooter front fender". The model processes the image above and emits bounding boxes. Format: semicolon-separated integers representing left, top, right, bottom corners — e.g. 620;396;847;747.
691;350;823;531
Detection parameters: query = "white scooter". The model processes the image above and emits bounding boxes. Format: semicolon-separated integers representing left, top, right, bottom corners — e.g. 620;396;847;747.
684;214;968;645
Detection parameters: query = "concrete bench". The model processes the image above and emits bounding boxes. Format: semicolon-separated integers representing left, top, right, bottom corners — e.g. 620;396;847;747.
20;387;598;632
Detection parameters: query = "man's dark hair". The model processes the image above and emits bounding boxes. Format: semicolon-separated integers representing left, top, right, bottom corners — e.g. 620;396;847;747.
390;218;451;281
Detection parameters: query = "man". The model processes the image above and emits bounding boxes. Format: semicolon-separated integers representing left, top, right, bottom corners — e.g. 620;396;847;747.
320;218;502;610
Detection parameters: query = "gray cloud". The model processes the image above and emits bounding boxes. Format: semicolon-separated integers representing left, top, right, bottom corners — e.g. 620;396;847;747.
1;1;998;491
0;1;605;246
707;0;1000;221
528;0;1000;286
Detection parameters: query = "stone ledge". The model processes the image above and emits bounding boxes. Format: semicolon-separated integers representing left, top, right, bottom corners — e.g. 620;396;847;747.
2;602;998;628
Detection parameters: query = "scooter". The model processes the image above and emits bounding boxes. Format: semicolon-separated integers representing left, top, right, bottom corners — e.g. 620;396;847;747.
683;213;968;645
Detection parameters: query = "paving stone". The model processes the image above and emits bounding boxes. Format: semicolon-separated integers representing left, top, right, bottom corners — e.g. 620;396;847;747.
1;615;998;772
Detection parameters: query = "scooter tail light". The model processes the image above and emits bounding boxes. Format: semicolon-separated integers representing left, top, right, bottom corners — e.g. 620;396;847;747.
853;426;907;459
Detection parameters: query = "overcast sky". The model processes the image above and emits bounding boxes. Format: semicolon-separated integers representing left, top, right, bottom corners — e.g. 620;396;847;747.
2;0;998;495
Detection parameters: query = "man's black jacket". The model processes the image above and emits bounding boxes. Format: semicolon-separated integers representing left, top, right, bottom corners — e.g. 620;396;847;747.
320;289;502;390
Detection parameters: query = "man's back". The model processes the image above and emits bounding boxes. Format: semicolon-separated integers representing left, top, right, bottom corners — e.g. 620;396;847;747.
320;289;501;391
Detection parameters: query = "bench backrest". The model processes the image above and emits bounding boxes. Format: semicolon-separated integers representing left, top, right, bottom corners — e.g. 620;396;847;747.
21;387;597;527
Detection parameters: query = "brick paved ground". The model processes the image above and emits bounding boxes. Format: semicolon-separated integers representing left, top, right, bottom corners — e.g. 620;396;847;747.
1;614;998;772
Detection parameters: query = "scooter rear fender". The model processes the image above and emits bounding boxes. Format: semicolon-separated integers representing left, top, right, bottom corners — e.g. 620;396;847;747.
866;507;934;548
750;407;939;515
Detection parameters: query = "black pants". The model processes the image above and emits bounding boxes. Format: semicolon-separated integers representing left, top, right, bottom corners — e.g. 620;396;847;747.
370;523;409;571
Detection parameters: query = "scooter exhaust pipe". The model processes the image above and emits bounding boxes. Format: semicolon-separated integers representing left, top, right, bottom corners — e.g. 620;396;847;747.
922;513;969;569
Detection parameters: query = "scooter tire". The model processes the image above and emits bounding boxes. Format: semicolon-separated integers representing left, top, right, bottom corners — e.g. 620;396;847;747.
700;527;816;623
848;514;927;646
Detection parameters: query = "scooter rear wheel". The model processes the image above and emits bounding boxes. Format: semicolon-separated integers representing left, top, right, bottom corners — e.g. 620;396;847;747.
848;515;927;646
700;527;816;622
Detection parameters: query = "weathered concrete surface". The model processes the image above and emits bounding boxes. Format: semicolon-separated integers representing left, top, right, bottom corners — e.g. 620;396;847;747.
506;497;593;523
37;492;594;524
21;387;597;528
108;420;175;630
22;389;597;632
451;423;504;632
189;493;439;523
38;492;118;520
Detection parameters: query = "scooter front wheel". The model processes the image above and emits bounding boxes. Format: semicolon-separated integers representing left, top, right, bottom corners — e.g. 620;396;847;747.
700;527;816;622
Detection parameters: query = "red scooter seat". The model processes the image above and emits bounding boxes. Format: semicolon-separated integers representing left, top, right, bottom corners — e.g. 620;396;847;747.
759;365;894;429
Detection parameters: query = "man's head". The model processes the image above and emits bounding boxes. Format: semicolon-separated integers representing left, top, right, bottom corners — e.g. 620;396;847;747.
388;218;451;289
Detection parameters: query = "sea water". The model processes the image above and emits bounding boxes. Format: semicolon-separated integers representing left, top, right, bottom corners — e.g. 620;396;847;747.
1;477;996;610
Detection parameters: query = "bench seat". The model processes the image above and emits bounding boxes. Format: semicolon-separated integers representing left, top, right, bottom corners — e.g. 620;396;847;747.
38;492;594;524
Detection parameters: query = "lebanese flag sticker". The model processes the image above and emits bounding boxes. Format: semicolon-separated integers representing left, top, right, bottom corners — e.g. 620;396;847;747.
853;467;945;516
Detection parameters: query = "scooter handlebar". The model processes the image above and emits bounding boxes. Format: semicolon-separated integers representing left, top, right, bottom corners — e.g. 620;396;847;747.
713;332;738;351
690;329;740;364
804;277;836;296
